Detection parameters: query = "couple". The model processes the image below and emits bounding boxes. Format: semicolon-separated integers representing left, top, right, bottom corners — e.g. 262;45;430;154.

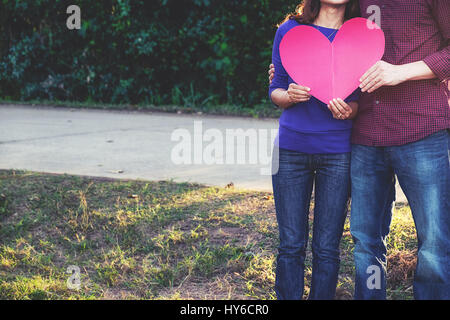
268;0;449;300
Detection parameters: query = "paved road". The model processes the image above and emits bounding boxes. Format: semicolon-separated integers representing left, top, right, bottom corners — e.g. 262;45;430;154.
0;104;407;203
0;104;279;191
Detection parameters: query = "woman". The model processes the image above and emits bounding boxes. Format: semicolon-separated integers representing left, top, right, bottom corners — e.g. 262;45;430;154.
269;0;360;300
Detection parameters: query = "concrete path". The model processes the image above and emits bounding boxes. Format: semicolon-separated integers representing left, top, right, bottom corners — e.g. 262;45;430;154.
0;104;407;203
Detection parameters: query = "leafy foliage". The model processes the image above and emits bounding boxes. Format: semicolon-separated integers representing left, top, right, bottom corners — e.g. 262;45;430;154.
0;0;297;107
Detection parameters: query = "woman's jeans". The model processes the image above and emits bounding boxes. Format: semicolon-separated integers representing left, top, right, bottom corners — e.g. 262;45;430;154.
351;130;450;300
272;147;351;300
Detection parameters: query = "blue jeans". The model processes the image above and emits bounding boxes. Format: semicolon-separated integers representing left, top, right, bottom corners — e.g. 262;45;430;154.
272;147;351;300
351;130;450;300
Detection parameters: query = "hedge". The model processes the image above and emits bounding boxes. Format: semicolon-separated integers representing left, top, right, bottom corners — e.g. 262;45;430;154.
0;0;298;108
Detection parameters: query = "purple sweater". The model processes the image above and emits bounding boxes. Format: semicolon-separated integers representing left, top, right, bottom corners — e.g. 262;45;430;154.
269;19;360;154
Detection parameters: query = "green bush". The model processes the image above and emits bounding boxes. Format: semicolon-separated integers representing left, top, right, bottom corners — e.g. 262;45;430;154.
0;0;297;107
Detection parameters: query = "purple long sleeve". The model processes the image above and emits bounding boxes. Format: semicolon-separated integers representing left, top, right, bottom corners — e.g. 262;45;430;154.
269;24;289;101
269;19;360;154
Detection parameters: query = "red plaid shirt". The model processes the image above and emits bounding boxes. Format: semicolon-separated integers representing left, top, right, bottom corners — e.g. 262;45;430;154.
352;0;450;146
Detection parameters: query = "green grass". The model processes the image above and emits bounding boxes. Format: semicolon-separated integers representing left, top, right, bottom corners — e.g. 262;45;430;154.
0;99;282;119
0;170;417;300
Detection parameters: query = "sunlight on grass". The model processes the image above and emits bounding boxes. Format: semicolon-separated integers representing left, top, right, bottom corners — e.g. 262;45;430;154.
0;275;67;300
0;169;418;300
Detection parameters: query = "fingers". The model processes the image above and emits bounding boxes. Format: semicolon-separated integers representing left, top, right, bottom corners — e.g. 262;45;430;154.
361;75;384;93
268;64;275;76
289;83;311;93
360;68;381;92
328;99;351;120
287;83;311;103
336;98;352;115
288;92;311;103
360;61;394;93
289;90;311;100
366;77;384;93
328;100;340;119
291;96;311;103
327;103;340;119
268;64;275;83
330;99;346;115
360;62;380;84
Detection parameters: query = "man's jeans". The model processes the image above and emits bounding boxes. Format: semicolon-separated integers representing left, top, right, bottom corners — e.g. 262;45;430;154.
351;130;450;300
272;148;351;300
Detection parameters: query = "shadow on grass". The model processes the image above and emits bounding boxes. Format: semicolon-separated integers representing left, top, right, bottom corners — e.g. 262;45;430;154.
0;170;277;300
0;169;417;300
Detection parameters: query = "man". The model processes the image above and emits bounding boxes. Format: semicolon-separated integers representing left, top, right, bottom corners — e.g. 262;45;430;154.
269;0;449;300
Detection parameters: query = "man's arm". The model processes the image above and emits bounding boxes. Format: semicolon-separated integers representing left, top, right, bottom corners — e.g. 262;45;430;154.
422;0;450;82
359;61;437;93
360;0;449;93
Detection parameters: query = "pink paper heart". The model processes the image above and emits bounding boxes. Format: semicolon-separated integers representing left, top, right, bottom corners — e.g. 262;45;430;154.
279;18;385;104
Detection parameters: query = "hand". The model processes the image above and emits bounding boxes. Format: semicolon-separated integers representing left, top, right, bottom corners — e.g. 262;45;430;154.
286;83;311;104
359;61;408;93
268;64;275;84
327;98;353;120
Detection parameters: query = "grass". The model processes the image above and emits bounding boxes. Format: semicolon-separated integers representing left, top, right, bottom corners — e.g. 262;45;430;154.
0;99;282;119
0;170;417;300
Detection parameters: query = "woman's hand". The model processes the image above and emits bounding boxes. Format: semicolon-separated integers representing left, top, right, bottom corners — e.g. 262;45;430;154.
271;84;311;109
286;83;311;104
269;63;310;108
269;64;310;104
327;99;358;120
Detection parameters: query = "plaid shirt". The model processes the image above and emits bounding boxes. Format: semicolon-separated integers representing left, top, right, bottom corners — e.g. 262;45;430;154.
352;0;450;146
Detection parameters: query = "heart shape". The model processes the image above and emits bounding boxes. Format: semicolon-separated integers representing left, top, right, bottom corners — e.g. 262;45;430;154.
279;18;385;104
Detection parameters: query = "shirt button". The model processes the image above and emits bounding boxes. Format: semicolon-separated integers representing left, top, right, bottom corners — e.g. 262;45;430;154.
375;100;380;105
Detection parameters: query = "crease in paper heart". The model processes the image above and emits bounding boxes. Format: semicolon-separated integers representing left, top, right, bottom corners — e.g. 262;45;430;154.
279;18;385;104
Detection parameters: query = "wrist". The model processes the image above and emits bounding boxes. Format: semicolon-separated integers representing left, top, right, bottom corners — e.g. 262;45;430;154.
284;90;291;102
283;90;293;108
397;64;411;83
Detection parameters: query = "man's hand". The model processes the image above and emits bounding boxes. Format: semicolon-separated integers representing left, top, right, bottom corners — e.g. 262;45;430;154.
359;61;409;93
269;64;275;84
